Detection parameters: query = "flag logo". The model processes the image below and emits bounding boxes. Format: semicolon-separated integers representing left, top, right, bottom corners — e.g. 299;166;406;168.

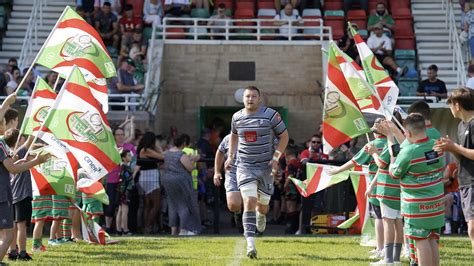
67;111;105;143
325;91;345;118
33;106;51;122
37;158;68;178
60;35;98;60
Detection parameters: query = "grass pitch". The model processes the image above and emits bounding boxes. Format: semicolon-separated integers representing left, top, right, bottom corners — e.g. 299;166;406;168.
6;235;474;265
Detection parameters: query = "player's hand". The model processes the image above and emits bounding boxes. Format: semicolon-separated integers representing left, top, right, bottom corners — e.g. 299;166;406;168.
224;157;233;171
434;136;455;152
36;152;52;164
213;172;222;187
365;143;377;155
326;167;337;176
269;159;279;177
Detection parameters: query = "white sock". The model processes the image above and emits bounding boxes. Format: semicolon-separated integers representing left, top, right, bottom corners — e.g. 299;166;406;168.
247;236;255;247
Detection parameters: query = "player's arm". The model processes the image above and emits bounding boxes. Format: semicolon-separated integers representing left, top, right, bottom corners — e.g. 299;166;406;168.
327;160;354;175
365;175;378;198
225;133;238;170
435;135;474;161
4;153;50;174
213;149;225;186
367;144;388;169
0;93;16;119
274;129;289;160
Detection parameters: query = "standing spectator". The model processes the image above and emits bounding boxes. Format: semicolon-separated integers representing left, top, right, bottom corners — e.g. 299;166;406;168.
344;0;368;14
367;23;407;78
273;3;303;40
137;132;164;234
207;3;231;40
143;0;163;26
283;145;301;234
299;134;327;163
466;64;474;89
417;64;448;100
443;163;459;235
108;58;144;111
465;3;474;64
275;0;301;14
5;67;21;95
162;134;202;235
94;2;120;51
116;149;135;236
367;2;394;37
120;4;142;48
164;0;192;17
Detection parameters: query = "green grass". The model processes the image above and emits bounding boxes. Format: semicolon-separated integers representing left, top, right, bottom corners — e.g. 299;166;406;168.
7;235;474;265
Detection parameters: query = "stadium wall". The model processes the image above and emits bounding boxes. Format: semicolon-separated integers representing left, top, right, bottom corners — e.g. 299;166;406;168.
155;43;324;142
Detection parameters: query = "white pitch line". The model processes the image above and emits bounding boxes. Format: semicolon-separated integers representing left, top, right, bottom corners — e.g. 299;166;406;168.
229;238;245;266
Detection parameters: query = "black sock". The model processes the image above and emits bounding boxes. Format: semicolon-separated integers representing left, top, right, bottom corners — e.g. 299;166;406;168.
384;243;394;263
243;211;256;238
393;243;402;262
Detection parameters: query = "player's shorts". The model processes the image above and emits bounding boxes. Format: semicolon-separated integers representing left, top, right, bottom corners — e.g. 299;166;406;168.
52;195;71;220
83;200;104;217
13;197;32;224
237;167;274;198
31;195;52;223
380;202;402;219
224;171;239;193
0;201;13;229
404;223;441;241
369;202;382;219
285;182;299;201
459;185;474;220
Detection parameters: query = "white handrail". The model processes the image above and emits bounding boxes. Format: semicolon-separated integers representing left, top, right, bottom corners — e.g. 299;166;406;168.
443;0;468;87
18;0;44;70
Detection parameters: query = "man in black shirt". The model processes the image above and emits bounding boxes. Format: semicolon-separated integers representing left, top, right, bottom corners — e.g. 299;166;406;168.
417;64;448;100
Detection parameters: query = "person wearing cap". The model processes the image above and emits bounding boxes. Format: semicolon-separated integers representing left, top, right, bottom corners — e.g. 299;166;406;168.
338;23;360;62
367;23;407;79
108;58;144;111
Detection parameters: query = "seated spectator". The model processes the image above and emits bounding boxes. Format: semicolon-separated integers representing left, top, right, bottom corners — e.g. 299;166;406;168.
367;23;407;78
120;29;147;67
338;23;359;62
466;64;474;89
108;58;144;110
143;0;163;26
193;0;209;13
367;2;394;37
129;42;146;85
207;3;231;40
76;5;94;25
94;0;121;16
94;2;120;50
275;0;301;14
273;3;304;40
45;71;59;89
416;64;448;99
16;69;35;97
164;0;192;17
6;58;17;82
344;0;368;14
120;4;143;47
299;134;327;163
5;66;21;95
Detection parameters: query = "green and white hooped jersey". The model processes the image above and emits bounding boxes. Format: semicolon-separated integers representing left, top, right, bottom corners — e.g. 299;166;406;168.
374;147;401;210
389;137;445;229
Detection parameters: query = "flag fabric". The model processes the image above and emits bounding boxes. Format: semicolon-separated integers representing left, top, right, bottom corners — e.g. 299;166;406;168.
349;23;399;120
331;42;385;117
289;163;351;198
349;165;376;247
337;213;360;229
35;6;116;113
77;170;109;205
79;207;107;245
323;43;371;154
30;146;79;198
39;66;121;181
19;78;57;136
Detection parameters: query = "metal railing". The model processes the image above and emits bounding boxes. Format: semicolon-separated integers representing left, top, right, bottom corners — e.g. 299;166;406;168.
18;0;45;70
156;17;333;41
0;94;143;112
444;0;468;87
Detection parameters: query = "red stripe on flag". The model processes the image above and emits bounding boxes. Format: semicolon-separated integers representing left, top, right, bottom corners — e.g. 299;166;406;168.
57;18;109;53
327;61;359;106
33;90;57;100
30;168;56;195
323;121;352;150
306;166;324;195
79;181;103;195
370;56;385;71
353;33;364;44
66;151;79;182
374;76;392;85
61;139;118;172
87;81;108;94
66;83;110;127
53;59;105;79
354;170;367;230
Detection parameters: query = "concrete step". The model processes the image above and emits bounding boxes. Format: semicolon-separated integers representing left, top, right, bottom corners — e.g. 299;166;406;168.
14;0;74;6
1;43;42;51
14;5;70;12
6;30;51;38
10;11;64;19
414;29;450;35
420;62;456;69
415;35;450;42
412;9;462;16
419;55;456;62
3;37;47;45
7;24;57;31
417;42;452;49
8;18;58;25
420;69;458;76
417;49;455;55
414;22;451;29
